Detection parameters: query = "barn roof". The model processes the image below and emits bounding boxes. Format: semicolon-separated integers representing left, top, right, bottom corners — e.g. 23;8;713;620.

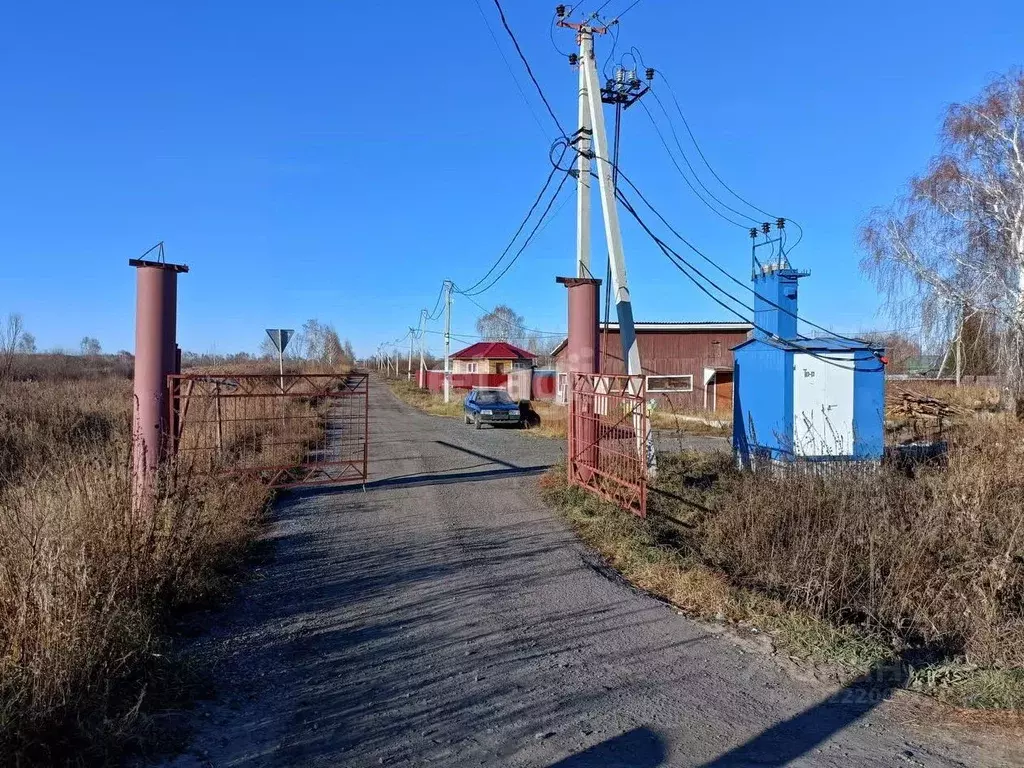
451;341;536;360
550;321;753;357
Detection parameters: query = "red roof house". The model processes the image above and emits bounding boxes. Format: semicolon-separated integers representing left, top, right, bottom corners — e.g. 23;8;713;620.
451;341;536;375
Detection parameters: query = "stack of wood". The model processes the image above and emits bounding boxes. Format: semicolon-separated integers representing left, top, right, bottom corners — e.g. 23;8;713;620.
888;391;967;422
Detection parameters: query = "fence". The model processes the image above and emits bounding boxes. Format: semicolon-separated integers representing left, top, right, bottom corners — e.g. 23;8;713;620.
568;373;648;517
168;371;369;488
420;370;507;394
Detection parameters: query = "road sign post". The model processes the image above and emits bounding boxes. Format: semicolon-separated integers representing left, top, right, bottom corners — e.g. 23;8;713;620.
266;328;294;392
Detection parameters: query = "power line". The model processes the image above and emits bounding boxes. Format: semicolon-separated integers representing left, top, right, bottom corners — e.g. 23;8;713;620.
637;99;751;229
614;186;881;372
490;0;567;137
425;282;447;321
459;168;573;296
460;153;568;295
472;0;550;140
653;70;806;251
642;96;760;226
612;0;644;22
609;163;867;346
453;290;567;337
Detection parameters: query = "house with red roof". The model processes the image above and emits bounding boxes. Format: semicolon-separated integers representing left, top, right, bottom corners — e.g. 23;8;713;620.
451;341;536;375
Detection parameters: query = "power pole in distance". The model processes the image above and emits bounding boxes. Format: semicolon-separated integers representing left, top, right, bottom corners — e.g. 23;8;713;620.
407;327;416;381
418;309;428;387
443;280;453;403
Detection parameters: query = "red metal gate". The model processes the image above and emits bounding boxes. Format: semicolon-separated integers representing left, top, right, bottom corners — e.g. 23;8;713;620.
167;371;369;488
567;373;648;517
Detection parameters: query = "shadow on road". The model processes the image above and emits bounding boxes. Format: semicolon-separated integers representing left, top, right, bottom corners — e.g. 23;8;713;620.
698;656;912;767
548;726;668;767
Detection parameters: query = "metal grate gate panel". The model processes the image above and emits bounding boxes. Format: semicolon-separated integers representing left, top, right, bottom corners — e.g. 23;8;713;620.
567;373;648;517
168;371;368;488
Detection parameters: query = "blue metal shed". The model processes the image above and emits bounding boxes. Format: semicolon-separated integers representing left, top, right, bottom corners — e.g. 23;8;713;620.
732;265;886;466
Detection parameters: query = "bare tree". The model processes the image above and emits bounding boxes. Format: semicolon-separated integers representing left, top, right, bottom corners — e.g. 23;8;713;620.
861;70;1024;408
16;332;36;354
475;305;527;342
0;313;26;381
80;337;102;356
860;331;922;375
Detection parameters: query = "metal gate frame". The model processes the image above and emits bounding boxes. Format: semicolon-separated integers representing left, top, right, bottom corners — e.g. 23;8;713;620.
567;372;648;517
168;371;369;488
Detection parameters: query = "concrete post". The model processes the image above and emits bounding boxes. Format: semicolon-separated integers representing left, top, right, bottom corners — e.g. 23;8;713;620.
558;277;601;480
130;257;188;506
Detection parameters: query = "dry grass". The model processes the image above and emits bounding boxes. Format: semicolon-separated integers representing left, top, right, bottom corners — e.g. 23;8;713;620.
0;362;329;763
543;415;1024;709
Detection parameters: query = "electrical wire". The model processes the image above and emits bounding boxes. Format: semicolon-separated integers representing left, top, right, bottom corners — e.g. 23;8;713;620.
473;0;550;140
654;70;806;251
643;95;760;226
453;290;566;338
424;282;447;321
549;9;573;57
459;147;569;296
609;163;869;347
637;99;751;229
615;186;882;372
612;0;644;22
459;168;573;296
491;0;567;137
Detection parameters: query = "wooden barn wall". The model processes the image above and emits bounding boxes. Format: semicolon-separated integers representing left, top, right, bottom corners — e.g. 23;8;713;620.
556;329;749;410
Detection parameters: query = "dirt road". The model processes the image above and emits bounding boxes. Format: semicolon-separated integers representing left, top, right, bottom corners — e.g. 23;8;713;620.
162;382;1020;767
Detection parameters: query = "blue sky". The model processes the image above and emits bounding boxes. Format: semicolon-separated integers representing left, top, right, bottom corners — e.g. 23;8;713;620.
1;1;1021;358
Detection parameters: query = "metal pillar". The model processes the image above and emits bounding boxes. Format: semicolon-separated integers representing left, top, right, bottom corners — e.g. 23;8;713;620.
559;276;601;480
557;276;600;376
129;256;188;506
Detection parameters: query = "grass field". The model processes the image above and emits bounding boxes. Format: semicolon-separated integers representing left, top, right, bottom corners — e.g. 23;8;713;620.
0;355;333;764
542;411;1024;710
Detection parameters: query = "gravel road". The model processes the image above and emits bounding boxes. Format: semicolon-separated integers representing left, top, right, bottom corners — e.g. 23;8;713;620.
160;381;1021;767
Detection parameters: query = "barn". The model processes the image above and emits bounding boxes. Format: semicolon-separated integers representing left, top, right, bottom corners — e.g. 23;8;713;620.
550;321;752;411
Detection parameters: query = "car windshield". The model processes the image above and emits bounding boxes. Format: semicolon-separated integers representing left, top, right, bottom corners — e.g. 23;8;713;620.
474;390;513;405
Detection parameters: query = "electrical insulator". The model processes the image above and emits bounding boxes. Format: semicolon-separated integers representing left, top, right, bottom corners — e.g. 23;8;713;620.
606;79;615;91
749;228;759;239
761;222;771;235
616;68;626;84
556;4;566;18
645;67;655;81
776;217;786;229
569;53;578;65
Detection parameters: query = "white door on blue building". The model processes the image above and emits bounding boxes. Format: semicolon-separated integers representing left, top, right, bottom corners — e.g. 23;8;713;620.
792;352;855;457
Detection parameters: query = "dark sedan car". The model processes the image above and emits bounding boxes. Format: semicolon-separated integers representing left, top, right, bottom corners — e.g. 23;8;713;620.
463;388;523;429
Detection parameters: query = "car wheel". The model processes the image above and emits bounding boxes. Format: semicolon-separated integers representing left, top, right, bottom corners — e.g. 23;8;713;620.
474;413;482;430
464;413;470;424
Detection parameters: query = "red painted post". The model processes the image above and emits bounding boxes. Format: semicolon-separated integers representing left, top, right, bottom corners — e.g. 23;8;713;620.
557;277;601;482
130;257;188;507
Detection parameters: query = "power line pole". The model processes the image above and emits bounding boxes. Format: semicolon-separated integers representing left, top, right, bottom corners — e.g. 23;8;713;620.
559;10;655;474
574;34;592;279
407;327;415;381
418;309;427;387
443;280;453;403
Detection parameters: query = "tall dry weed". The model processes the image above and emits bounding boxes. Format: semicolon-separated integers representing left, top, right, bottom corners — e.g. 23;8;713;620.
699;418;1024;667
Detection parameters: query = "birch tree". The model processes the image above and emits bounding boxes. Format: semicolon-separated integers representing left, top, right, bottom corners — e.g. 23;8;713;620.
861;70;1024;408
